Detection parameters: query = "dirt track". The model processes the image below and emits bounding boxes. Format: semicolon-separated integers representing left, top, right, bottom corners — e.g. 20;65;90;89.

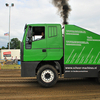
0;69;100;100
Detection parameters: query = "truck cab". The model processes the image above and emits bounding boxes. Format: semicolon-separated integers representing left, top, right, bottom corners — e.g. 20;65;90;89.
21;24;63;87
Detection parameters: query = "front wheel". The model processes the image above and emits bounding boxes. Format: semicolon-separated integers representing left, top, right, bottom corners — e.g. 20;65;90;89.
37;65;58;87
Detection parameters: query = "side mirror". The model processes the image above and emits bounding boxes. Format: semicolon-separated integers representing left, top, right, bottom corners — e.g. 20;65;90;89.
28;26;32;38
27;26;32;44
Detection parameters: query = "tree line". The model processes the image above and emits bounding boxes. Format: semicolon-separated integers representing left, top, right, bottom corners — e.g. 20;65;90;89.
0;38;21;49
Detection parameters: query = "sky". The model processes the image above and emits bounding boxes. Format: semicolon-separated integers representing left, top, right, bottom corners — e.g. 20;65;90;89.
0;0;100;48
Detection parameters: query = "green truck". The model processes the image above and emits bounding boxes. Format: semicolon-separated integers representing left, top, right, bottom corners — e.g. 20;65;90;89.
21;24;100;87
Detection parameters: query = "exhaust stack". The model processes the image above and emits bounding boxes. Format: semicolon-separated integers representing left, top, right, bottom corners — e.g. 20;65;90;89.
51;0;71;24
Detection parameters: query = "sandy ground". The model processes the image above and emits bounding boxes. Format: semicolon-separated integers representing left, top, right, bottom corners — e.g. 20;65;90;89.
0;69;100;100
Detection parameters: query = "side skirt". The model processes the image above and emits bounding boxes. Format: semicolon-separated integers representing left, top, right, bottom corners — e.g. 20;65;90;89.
64;64;100;78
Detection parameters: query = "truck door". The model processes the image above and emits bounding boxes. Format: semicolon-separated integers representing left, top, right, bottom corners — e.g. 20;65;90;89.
24;25;47;61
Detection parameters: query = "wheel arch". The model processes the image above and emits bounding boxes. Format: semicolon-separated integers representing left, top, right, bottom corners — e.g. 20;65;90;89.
36;61;62;76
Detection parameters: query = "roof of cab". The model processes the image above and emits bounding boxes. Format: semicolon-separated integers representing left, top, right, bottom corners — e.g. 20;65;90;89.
28;23;61;26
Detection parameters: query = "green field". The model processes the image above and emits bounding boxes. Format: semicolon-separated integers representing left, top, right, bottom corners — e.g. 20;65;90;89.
0;64;21;69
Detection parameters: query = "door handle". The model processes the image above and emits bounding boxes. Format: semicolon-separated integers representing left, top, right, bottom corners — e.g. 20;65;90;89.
42;49;46;52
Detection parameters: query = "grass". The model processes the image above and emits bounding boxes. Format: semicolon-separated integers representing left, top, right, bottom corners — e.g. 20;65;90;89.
0;64;21;69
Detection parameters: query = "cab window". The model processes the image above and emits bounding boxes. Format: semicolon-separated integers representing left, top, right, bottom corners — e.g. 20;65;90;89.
32;27;45;41
25;26;45;49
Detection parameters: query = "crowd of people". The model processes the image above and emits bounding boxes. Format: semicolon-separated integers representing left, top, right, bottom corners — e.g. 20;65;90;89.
4;56;18;64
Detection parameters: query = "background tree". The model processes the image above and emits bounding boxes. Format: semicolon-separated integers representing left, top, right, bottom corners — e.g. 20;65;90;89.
1;46;6;49
0;46;6;50
7;38;21;49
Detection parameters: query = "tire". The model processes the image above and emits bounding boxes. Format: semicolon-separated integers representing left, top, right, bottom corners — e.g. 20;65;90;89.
37;65;58;87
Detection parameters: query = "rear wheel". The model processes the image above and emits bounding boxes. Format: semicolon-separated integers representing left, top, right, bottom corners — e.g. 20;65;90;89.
37;65;58;87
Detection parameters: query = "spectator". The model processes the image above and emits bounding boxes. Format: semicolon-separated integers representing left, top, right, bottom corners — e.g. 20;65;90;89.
4;56;7;62
11;56;13;60
15;56;18;64
11;56;14;64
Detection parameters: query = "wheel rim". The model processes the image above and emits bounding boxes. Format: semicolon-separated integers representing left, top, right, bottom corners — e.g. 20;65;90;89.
41;69;54;83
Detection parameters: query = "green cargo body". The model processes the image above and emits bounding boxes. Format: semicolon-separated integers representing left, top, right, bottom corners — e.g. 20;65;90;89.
64;25;100;78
